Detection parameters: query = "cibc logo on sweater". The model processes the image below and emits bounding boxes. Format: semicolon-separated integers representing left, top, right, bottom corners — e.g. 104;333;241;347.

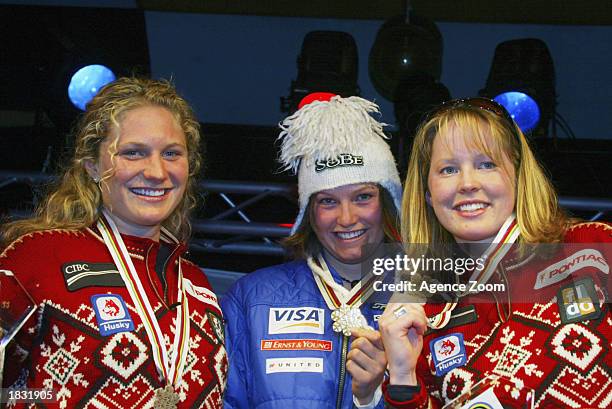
91;294;135;336
61;261;123;291
268;307;325;334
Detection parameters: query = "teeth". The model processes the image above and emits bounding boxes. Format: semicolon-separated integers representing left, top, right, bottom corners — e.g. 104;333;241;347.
336;230;365;240
131;188;166;197
457;203;486;212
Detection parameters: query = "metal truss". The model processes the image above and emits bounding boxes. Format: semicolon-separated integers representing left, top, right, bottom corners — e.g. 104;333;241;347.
1;170;611;257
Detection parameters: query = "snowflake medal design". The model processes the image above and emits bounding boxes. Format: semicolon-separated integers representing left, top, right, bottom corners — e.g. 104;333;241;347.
331;305;368;337
153;384;180;409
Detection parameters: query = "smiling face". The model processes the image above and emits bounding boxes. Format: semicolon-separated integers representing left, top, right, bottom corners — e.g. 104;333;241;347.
89;105;189;239
311;183;384;264
427;122;516;243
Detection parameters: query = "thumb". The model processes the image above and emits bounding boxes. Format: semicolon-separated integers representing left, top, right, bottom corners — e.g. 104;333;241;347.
351;328;384;349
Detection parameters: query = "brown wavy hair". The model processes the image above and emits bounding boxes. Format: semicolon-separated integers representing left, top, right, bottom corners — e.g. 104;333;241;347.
1;77;202;245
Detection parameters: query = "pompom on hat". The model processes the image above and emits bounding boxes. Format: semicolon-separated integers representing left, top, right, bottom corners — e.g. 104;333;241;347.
278;93;402;234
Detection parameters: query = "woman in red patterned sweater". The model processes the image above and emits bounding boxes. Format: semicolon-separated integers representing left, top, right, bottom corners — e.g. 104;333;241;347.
378;98;611;408
0;78;226;408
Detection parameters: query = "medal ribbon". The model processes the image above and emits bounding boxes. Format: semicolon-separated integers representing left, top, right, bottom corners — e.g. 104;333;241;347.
466;214;520;286
308;254;378;311
97;210;190;388
428;214;520;330
427;302;457;329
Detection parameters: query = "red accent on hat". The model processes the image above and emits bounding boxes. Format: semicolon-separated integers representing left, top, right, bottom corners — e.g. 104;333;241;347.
278;223;294;228
297;92;337;110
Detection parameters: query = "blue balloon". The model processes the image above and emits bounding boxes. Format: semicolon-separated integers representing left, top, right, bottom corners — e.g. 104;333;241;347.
68;65;116;111
493;92;540;133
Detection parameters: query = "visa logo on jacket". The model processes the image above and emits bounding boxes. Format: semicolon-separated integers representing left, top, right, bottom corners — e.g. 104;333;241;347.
268;307;325;334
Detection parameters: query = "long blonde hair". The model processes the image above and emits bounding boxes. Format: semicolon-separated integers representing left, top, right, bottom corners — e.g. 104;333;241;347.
1;77;202;245
402;103;567;245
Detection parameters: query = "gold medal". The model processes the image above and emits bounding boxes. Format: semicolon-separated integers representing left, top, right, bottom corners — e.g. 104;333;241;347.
153;384;180;409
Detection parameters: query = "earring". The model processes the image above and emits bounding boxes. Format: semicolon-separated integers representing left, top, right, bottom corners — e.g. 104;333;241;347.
92;176;100;184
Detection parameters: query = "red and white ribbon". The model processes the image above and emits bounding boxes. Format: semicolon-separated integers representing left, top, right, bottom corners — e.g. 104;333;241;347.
97;210;190;388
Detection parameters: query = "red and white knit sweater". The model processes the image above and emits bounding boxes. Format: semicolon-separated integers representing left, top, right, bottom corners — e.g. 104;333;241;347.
0;227;227;408
384;222;612;409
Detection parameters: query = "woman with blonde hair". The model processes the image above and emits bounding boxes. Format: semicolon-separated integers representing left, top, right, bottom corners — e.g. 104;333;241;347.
378;98;611;408
0;77;226;408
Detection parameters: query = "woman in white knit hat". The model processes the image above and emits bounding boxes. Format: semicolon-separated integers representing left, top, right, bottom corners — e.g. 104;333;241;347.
221;93;403;409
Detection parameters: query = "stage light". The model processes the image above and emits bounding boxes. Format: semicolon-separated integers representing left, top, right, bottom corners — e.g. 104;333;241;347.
368;11;447;174
281;31;359;114
1;6;149;172
493;91;540;133
68;65;116;111
369;13;443;101
393;72;450;173
480;38;555;136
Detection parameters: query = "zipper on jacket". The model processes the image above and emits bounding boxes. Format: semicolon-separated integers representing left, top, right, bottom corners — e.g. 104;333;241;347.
335;333;349;409
160;245;180;303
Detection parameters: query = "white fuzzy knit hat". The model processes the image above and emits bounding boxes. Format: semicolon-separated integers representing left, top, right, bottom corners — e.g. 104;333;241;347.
278;94;402;234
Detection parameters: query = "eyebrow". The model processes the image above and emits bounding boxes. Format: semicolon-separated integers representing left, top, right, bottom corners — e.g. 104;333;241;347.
118;142;187;149
355;185;378;192
318;186;379;197
431;158;457;166
434;152;493;162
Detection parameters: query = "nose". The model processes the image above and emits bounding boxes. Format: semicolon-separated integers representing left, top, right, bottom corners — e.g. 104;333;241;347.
458;168;481;193
143;155;168;182
337;202;358;227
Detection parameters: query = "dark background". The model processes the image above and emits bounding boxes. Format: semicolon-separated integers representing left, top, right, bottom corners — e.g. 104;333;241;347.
1;1;610;276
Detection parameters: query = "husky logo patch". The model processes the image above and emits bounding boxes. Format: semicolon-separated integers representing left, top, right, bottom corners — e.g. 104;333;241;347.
91;294;134;336
102;298;121;318
430;333;467;376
